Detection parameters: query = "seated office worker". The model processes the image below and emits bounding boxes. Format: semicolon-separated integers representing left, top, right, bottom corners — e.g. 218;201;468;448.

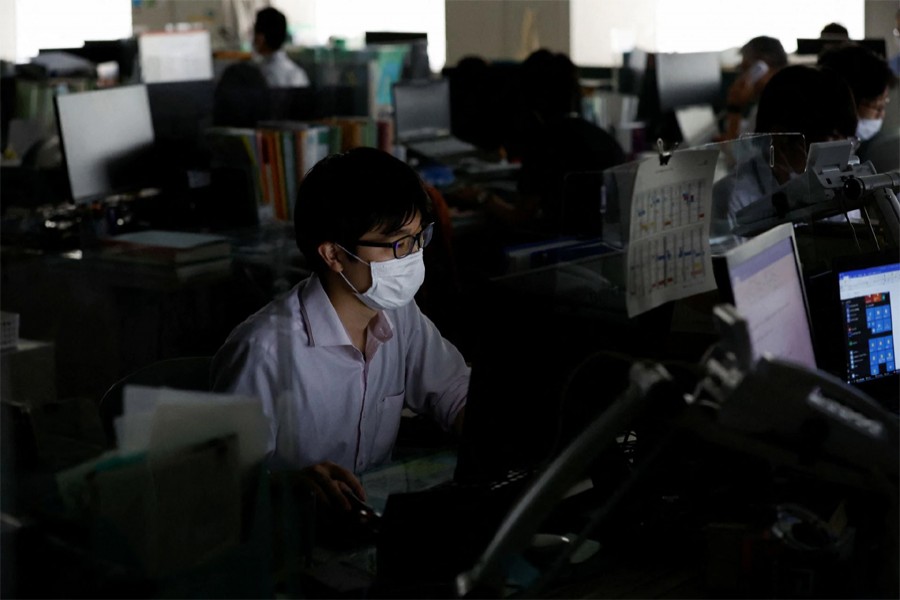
252;6;310;88
721;36;788;141
212;148;470;511
465;50;624;234
711;65;857;234
816;42;898;166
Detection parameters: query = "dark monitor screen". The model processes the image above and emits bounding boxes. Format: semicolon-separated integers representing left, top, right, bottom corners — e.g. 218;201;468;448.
147;79;215;168
618;48;649;96
719;223;818;370
55;84;157;203
796;38;886;58
39;38;139;81
365;31;427;45
392;78;451;142
654;51;722;112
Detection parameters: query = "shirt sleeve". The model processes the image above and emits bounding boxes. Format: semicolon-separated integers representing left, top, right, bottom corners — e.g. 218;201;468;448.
210;331;280;458
401;304;470;431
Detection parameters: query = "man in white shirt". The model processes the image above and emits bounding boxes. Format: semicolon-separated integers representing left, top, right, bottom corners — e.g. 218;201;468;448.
252;7;310;88
212;148;469;514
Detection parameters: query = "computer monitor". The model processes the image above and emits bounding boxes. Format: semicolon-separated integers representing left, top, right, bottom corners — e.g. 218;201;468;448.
365;31;431;80
718;223;818;370
147;79;215;169
40;39;139;82
834;252;899;400
618;49;649;96
795;38;886;58
55;84;157;204
654;51;722;113
392;78;452;142
138;30;214;83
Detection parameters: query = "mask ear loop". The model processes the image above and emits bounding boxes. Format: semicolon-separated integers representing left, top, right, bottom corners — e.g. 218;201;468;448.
334;244;373;298
336;244;370;266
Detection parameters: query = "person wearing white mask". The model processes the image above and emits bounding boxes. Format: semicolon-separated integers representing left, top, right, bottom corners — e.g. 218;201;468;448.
817;43;897;144
212;148;469;516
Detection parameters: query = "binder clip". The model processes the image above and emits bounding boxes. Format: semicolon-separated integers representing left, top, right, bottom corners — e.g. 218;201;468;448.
656;138;679;166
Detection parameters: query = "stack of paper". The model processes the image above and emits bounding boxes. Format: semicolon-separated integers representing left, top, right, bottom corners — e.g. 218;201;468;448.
99;229;233;280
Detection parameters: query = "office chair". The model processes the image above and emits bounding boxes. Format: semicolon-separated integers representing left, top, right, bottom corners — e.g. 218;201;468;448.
98;356;213;448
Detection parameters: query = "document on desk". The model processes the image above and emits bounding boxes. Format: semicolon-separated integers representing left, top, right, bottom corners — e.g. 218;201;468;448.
116;385;269;469
359;449;458;515
626;149;718;317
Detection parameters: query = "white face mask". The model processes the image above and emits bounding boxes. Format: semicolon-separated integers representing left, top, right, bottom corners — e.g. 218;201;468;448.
338;246;425;311
856;118;883;142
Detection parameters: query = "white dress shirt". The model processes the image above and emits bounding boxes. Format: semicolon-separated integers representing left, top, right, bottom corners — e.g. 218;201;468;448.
257;49;310;88
211;273;469;474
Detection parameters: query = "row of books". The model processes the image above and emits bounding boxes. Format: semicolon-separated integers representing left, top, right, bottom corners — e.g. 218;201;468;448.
206;117;394;223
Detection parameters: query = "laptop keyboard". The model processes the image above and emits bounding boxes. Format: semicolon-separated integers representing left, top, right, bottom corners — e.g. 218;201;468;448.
406;137;477;158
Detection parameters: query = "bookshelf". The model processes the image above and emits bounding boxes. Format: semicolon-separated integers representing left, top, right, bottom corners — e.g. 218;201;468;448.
205;116;393;225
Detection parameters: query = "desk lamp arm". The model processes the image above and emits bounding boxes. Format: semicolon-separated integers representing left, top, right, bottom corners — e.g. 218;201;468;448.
455;361;673;598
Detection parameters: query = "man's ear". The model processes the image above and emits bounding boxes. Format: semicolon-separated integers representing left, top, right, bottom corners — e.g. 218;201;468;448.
318;242;344;272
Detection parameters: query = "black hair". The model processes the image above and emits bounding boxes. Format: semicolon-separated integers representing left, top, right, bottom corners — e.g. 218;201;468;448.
741;36;788;69
254;7;289;51
293;147;433;273
521;49;581;118
820;22;849;39
213;62;271;127
755;64;857;142
817;42;898;106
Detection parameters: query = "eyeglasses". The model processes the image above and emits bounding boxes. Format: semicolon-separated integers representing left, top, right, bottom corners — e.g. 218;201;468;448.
860;95;890;119
355;222;434;259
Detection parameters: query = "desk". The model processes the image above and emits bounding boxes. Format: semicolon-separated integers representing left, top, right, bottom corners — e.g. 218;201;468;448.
0;225;306;403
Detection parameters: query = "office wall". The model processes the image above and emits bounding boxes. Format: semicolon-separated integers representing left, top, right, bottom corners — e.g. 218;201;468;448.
0;1;16;64
445;0;570;66
132;0;261;51
571;0;657;67
865;0;899;56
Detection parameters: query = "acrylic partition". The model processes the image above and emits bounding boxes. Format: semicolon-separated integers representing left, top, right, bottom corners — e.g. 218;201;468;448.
601;133;811;257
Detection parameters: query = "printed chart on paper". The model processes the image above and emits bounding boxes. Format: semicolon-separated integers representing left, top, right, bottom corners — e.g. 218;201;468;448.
626;149;718;317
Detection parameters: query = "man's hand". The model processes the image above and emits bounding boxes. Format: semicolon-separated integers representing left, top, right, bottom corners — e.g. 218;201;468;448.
296;461;367;512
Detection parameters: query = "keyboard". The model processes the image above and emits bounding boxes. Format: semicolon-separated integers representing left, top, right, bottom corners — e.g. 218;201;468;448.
406;136;477;158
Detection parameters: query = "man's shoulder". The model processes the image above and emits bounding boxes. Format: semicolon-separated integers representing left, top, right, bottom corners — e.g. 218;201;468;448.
228;284;306;345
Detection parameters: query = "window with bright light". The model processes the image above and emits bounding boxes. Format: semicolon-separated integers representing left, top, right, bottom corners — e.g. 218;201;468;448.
13;0;132;63
572;0;865;66
278;0;446;74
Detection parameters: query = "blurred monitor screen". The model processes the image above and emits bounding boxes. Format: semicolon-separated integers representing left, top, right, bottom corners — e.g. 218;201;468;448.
55;84;157;203
655;51;722;112
392;78;452;141
139;30;213;83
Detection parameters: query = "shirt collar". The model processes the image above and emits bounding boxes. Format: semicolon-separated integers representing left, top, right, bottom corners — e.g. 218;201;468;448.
299;273;395;347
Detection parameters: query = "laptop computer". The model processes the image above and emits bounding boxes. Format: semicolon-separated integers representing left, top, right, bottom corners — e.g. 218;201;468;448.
391;78;478;162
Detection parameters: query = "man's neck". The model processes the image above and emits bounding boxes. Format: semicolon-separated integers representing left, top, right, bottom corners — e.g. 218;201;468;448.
321;272;377;352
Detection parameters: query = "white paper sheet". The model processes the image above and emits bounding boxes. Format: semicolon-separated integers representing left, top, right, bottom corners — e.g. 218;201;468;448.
626;149;719;317
115;385;269;467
